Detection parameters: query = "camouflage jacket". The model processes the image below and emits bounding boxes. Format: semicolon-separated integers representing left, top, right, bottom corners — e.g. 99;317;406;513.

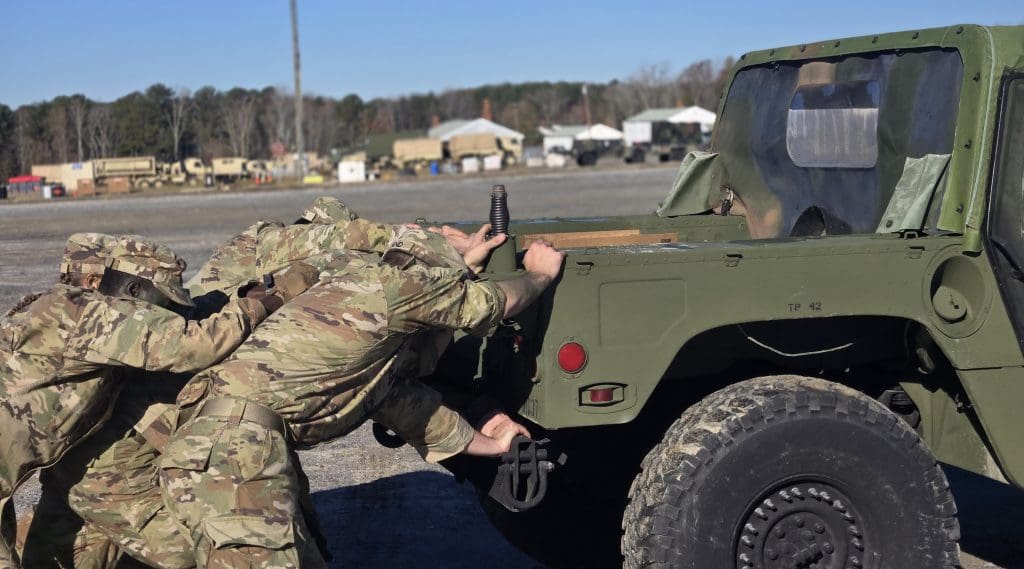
178;259;507;462
185;218;395;301
0;285;268;497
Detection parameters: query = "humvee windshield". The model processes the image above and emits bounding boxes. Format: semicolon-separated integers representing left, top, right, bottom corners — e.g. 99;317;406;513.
714;49;963;237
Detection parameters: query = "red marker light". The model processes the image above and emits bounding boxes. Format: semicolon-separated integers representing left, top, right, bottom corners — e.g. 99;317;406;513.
588;388;614;403
557;342;587;373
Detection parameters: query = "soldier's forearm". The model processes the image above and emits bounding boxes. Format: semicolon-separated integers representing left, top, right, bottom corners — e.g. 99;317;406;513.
496;272;553;319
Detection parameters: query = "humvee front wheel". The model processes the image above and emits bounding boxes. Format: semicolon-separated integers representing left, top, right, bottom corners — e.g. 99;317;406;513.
622;376;960;569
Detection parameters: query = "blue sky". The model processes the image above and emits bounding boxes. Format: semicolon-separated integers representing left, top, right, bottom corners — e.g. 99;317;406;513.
1;0;1020;107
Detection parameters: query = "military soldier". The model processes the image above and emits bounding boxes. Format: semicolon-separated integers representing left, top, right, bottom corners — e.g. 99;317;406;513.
8;232;120;565
60;198;378;566
157;228;563;567
15;232;125;568
186;196;391;308
0;236;289;569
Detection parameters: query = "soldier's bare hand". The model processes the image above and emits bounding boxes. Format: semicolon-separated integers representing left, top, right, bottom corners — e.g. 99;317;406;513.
478;411;531;439
430;224;491;255
462;231;506;274
492;420;531;453
523;240;565;281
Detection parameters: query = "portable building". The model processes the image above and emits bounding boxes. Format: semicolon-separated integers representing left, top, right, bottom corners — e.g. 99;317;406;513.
540;124;624;154
622;106;717;146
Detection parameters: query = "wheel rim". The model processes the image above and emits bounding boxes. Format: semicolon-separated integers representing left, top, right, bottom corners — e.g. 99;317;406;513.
734;481;872;569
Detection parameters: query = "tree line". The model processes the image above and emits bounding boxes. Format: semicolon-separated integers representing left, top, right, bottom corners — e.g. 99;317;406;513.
0;58;734;182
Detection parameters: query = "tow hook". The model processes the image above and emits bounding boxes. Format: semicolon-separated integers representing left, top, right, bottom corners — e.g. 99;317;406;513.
488;436;566;512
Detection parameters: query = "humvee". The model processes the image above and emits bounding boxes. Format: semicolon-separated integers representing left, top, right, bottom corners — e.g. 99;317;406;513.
421;24;1024;568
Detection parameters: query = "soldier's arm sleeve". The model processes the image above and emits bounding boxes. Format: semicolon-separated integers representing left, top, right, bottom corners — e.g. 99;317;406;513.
385;267;507;337
370;378;475;463
65;296;269;373
335;219;394;253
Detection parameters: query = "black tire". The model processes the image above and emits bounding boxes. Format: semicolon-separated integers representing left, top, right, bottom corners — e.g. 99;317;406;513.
626;148;646;164
576;151;598;167
622;375;960;569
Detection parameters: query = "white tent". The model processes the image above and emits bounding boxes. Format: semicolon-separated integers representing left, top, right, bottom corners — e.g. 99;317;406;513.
540;123;624;154
428;118;525;143
672;106;717;132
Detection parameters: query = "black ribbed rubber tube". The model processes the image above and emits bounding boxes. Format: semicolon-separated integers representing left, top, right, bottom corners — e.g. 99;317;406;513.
490;185;509;235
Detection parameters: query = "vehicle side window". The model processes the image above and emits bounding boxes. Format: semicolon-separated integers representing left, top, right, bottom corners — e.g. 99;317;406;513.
985;75;1024;350
988;76;1024;263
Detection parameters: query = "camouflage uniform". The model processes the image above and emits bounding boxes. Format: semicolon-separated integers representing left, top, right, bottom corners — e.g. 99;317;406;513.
1;238;269;569
58;233;119;284
18;233;125;569
299;196;359;224
63;211;388;568
185;196;389;303
160;232;506;568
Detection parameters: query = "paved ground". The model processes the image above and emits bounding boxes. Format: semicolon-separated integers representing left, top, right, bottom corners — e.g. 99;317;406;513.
2;165;1021;568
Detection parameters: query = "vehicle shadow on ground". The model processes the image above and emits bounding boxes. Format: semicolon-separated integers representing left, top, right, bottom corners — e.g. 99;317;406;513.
306;464;1023;569
946;464;1024;568
314;471;542;568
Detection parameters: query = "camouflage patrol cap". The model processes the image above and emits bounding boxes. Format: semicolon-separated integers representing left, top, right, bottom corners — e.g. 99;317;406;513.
382;226;468;271
106;235;195;307
60;232;118;277
300;196;358;224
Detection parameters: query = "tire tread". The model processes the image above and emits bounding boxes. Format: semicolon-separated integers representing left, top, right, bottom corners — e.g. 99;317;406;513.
621;375;961;569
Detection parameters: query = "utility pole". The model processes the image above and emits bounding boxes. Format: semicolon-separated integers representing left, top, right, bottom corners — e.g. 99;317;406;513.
582;83;592;129
290;0;304;180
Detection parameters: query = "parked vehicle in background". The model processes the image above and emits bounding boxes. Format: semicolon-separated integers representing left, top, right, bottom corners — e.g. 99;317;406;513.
3;175;65;199
393;138;443;173
167;157;210;186
5;175;44;198
93;156;160;188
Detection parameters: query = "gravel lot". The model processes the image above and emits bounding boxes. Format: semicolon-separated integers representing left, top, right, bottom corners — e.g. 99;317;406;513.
2;165;1021;568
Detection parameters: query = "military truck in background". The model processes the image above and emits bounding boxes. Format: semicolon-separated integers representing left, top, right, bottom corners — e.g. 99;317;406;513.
166;157;209;186
423;24;1024;568
448;133;501;161
93;156;161;188
393;138;444;173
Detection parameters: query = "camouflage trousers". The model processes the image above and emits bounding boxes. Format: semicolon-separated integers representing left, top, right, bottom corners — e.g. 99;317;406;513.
0;497;16;569
21;413;192;569
159;413;326;569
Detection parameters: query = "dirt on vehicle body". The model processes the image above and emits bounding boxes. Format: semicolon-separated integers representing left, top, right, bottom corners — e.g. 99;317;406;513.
421;24;1024;568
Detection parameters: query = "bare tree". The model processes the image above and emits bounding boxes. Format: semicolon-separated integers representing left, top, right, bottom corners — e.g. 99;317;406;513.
68;95;89;162
678;60;718;109
86;105;115;158
262;86;293;149
603;62;683;124
47;104;71;163
368;101;396;134
529;87;563;124
631;63;678;109
165;87;191;160
223;93;257;156
303;96;333;155
15;109;33;172
439;89;474;120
